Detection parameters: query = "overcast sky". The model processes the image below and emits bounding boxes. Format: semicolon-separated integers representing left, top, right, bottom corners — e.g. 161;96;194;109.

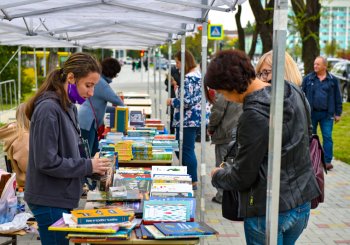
208;1;254;30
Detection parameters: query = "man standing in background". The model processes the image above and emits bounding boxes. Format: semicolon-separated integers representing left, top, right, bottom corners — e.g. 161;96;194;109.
302;56;342;171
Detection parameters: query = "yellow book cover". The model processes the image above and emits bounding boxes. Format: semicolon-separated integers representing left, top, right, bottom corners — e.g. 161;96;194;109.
71;208;130;225
48;218;118;233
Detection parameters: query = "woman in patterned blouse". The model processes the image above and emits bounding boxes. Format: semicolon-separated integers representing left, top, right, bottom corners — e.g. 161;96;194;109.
167;50;209;190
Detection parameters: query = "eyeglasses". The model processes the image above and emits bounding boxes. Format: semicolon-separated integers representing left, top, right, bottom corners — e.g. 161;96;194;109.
256;69;272;79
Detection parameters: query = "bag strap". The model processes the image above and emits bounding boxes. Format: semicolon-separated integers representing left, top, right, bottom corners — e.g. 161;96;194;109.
65;110;81;136
88;98;99;127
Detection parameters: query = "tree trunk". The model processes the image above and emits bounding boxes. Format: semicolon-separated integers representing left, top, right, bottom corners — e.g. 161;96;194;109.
235;5;245;51
291;0;321;75
48;48;59;73
249;0;274;53
248;25;259;59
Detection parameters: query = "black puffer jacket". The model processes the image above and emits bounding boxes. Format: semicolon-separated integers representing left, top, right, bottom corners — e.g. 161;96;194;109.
212;82;320;218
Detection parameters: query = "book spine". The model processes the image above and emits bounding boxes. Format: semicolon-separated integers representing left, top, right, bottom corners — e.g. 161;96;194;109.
76;216;129;225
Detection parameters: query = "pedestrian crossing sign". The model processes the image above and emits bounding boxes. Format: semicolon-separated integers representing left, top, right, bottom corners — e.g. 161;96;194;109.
208;24;224;40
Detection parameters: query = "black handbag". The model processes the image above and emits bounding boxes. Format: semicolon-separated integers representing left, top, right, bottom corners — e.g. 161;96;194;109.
220;141;243;221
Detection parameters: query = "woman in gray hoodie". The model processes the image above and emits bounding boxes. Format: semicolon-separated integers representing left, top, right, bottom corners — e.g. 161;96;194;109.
24;53;112;245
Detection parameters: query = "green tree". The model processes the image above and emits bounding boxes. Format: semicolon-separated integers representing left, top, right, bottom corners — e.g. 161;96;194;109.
291;0;321;75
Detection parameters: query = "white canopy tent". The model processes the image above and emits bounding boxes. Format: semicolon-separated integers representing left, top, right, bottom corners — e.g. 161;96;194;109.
0;1;289;244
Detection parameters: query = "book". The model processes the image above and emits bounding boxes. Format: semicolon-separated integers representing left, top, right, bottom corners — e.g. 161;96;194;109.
48;218;118;233
151;166;187;178
143;201;188;223
140;224;154;239
154;222;218;236
144;225;212;239
149;197;196;221
71;208;130;225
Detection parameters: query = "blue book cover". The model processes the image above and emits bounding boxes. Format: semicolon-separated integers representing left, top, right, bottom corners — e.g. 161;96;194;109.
140;224;154;239
154;222;218;236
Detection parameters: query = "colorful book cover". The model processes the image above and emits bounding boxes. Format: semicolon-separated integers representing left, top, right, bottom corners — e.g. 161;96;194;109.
71;208;130;225
144;225;211;239
149;197;196;221
48;218;118;233
154;222;218;236
143;201;188;223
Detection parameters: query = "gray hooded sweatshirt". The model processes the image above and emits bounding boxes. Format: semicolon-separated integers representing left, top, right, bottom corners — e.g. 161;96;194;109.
24;91;93;209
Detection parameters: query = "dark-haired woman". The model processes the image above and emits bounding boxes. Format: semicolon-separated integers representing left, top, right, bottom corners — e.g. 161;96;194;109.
206;50;320;245
167;50;209;189
24;53;112;245
78;57;124;157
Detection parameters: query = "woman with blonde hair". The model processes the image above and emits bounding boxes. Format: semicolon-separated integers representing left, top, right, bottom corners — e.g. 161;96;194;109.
0;103;30;187
255;50;302;86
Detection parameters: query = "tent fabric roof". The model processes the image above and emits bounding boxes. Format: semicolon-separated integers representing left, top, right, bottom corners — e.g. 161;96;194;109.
0;0;246;49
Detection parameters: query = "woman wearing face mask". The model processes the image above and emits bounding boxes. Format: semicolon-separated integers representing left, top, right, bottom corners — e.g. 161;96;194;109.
78;57;124;157
24;53;111;245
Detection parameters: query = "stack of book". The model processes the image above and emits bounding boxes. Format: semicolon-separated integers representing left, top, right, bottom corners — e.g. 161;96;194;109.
49;208;137;241
144;119;165;131
105;132;124;143
152;140;179;151
131;142;153;160
150;166;193;198
127;129;156;137
114;141;134;161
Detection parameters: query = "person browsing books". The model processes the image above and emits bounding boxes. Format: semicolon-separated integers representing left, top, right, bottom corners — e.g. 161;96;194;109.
206;50;320;245
78;57;124;157
24;53;112;245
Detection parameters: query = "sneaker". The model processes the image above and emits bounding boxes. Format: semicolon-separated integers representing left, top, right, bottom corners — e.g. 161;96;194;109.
326;163;334;171
211;197;222;204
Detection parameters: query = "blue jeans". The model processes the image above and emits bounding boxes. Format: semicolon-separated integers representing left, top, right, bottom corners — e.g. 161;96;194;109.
311;111;334;163
175;127;198;182
28;204;70;245
244;202;311;245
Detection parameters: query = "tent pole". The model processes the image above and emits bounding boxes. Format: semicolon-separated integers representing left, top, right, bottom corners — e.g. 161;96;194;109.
167;40;172;133
141;55;144;83
153;48;157;118
18;46;21;104
179;35;185;168
200;16;208;231
147;48;151;95
266;0;288;244
158;48;162;121
34;48;38;90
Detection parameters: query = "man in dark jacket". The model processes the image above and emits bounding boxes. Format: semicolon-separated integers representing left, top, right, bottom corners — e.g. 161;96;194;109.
205;49;320;245
302;56;342;170
208;93;242;203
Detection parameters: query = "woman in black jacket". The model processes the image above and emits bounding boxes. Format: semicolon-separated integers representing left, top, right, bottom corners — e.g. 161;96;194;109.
205;50;320;245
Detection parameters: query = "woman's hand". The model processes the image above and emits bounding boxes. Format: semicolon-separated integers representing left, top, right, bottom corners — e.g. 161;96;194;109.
91;158;112;175
166;98;172;106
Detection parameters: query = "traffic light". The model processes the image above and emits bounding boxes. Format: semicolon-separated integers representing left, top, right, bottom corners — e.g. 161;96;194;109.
140;50;145;57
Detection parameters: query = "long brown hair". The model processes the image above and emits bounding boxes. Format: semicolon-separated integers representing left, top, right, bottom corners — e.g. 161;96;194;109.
25;53;101;120
174;50;197;74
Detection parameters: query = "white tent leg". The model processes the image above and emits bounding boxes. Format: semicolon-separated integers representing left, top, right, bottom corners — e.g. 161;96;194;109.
179;35;185;169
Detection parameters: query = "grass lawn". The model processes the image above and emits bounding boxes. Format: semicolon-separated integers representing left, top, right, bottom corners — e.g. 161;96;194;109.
332;103;350;164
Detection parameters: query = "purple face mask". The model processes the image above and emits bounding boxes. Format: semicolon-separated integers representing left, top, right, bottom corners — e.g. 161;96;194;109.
68;83;86;104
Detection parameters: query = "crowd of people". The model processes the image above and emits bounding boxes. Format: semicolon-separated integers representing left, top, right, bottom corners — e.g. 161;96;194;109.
0;48;343;245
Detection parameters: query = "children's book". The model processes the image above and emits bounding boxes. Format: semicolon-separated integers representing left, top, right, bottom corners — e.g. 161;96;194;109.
48;218;118;233
143;201;188;223
149;197;196;221
154;222;218;237
71;208;130;225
